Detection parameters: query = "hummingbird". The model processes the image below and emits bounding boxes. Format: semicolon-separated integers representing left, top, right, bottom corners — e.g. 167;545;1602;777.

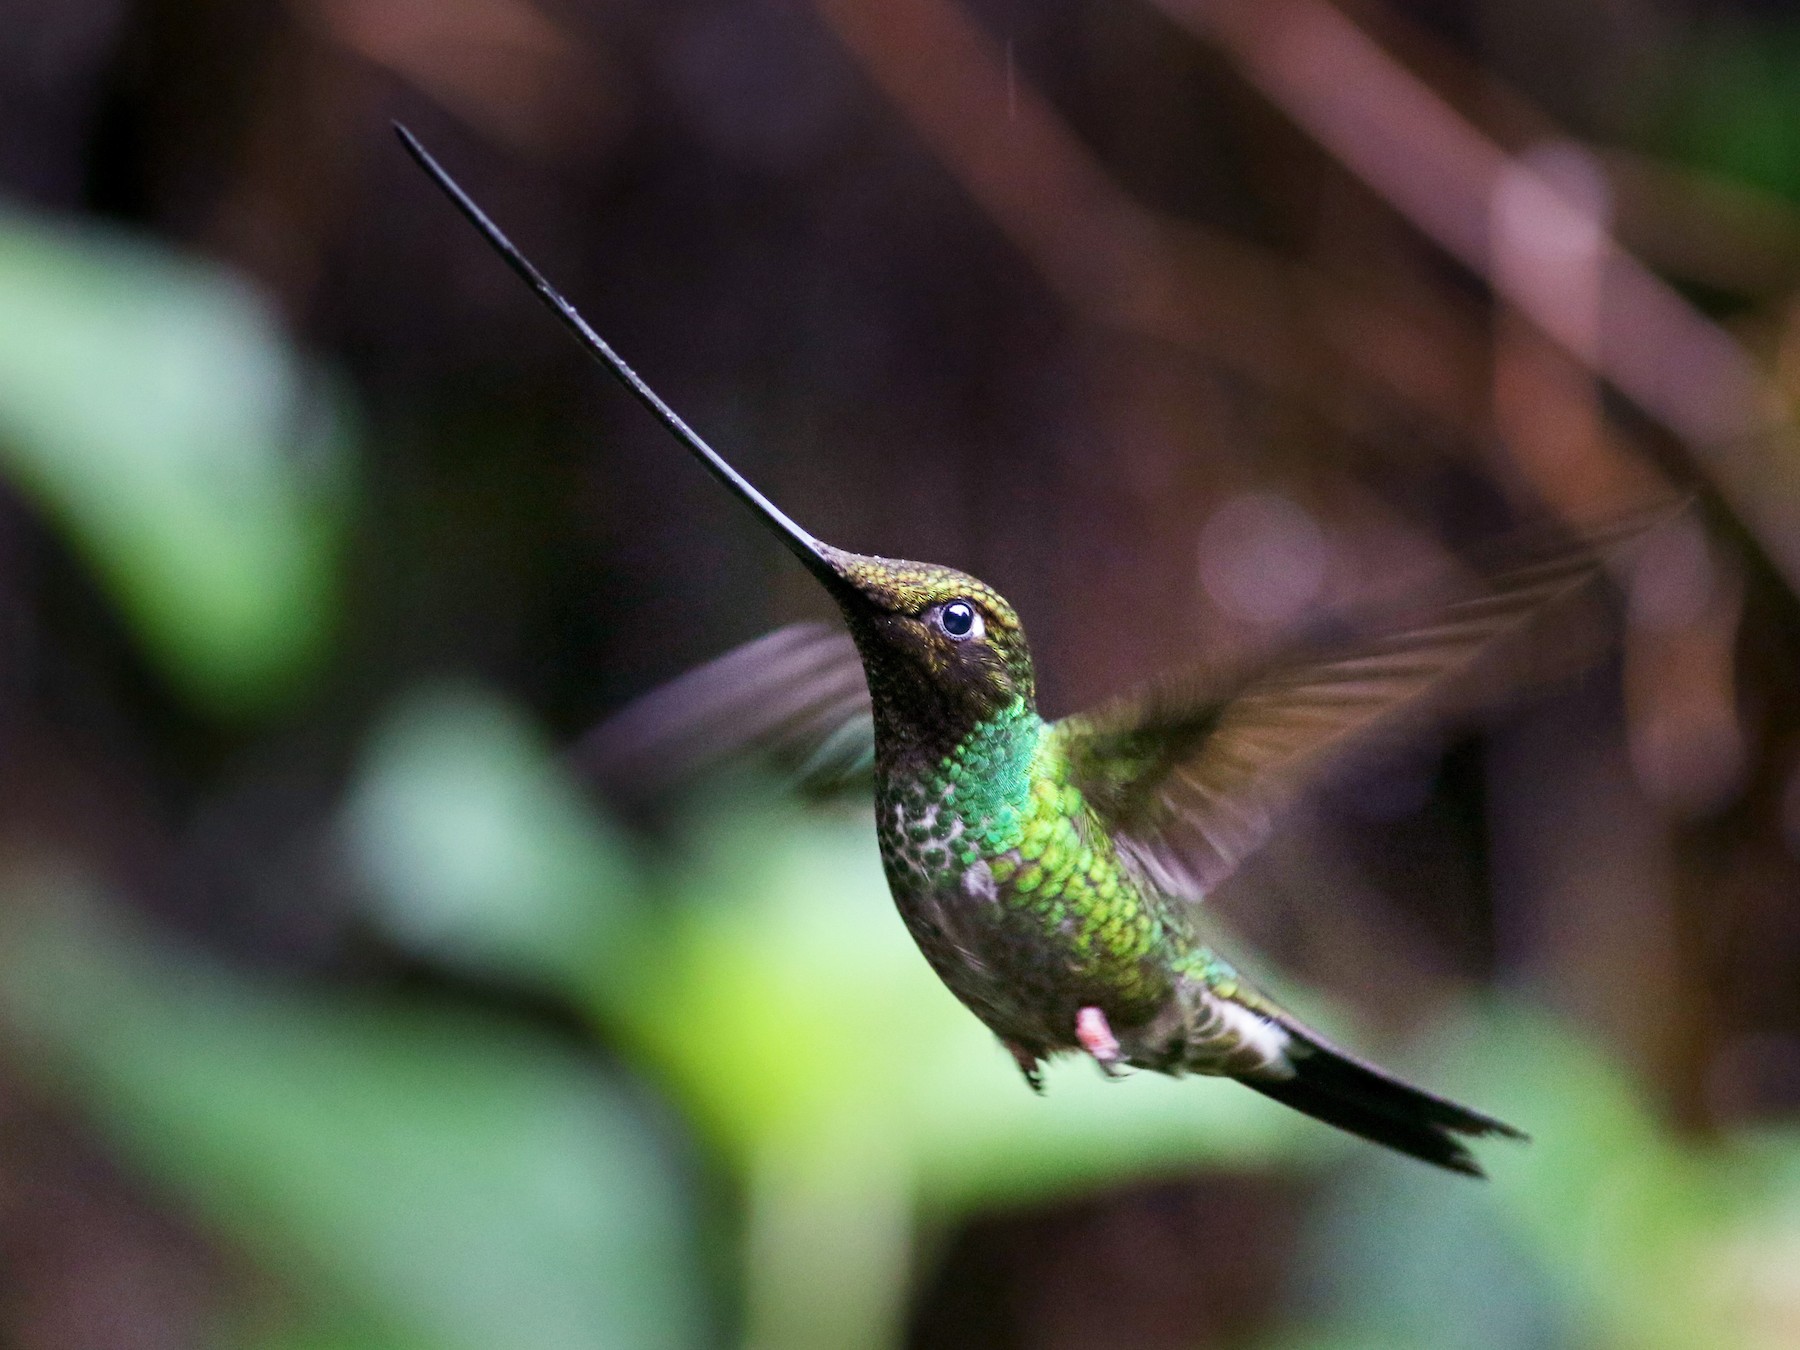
398;125;1658;1176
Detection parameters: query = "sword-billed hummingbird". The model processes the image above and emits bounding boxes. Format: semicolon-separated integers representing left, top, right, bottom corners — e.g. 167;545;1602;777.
398;125;1662;1176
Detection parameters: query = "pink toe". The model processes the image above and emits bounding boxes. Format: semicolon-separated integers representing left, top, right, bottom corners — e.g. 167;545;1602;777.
1076;1005;1120;1061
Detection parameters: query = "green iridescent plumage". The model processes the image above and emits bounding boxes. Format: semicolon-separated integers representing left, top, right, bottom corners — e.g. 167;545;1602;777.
399;126;1670;1176
874;694;1172;1043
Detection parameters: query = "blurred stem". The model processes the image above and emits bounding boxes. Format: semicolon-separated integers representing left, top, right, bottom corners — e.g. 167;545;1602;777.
742;1123;914;1350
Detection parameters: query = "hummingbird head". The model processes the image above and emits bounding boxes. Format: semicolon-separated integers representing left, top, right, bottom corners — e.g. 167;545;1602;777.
395;126;1037;753
818;549;1036;750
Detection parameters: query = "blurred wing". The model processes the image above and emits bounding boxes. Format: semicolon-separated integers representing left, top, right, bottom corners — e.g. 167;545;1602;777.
1056;512;1664;900
572;623;873;806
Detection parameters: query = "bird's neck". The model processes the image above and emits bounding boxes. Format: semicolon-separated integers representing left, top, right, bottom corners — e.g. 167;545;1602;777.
878;696;1045;839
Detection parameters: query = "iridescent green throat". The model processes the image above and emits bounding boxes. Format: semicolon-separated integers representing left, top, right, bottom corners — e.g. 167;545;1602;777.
880;697;1044;888
935;697;1044;855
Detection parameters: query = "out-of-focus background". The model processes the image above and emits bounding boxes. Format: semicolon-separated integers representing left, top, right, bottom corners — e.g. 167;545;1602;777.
0;0;1797;1346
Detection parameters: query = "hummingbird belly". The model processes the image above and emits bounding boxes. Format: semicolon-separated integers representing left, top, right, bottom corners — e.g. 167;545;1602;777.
877;770;1176;1055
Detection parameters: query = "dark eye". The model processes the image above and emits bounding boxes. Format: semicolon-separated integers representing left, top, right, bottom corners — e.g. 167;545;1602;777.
938;600;983;640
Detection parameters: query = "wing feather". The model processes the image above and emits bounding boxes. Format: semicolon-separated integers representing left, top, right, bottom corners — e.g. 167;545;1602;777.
573;622;873;806
1057;508;1676;899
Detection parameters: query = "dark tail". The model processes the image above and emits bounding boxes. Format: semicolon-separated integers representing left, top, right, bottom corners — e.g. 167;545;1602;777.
1243;1022;1527;1177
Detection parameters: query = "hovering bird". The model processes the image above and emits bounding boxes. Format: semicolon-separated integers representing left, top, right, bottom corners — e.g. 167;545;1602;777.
398;125;1661;1177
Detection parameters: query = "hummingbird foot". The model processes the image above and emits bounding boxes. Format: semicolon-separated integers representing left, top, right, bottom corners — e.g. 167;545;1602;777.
1075;1006;1125;1078
1006;1041;1045;1093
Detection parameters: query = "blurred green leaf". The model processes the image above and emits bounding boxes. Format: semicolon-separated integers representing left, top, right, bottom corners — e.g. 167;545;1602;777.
1446;1012;1716;1350
0;212;352;713
236;1303;439;1350
343;683;646;994
1282;1150;1569;1350
0;878;702;1350
1269;1009;1800;1350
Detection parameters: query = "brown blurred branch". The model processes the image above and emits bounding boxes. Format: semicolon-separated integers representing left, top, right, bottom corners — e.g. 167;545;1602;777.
1155;0;1800;591
810;0;1297;381
808;0;1500;445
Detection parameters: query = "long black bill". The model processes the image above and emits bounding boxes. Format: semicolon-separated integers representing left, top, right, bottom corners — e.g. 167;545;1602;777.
395;123;845;591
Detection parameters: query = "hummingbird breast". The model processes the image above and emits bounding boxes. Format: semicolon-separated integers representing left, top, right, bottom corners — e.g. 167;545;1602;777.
873;701;1176;1053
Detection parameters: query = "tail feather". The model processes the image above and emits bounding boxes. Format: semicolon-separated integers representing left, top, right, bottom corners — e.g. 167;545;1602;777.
1243;1021;1526;1178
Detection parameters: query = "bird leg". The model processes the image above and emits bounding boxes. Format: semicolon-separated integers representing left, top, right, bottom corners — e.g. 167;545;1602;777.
1006;1041;1045;1093
1076;1006;1125;1077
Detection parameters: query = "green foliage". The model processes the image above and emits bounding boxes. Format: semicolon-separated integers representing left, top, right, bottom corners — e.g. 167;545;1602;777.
339;683;1382;1347
344;684;1319;1172
343;684;647;993
0;879;703;1350
1262;1011;1800;1350
174;672;1800;1349
0;212;349;713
